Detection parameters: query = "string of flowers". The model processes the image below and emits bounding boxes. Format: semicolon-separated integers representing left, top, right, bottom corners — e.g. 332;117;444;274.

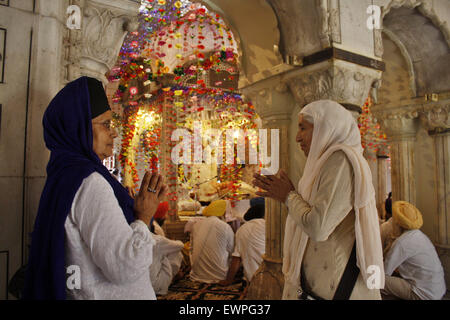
358;96;389;160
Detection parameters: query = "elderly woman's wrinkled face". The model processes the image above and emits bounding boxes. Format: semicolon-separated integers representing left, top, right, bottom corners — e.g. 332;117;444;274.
92;110;118;161
296;114;314;156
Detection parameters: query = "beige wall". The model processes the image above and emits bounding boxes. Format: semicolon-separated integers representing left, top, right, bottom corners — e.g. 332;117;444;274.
0;0;66;299
0;0;35;300
376;6;448;244
415;127;439;240
377;34;415;104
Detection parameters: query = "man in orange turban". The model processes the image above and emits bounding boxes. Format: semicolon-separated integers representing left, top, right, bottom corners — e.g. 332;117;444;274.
151;201;169;236
381;201;446;300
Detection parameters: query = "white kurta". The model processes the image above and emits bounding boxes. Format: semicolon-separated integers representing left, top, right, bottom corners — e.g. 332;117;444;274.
64;172;156;300
149;234;184;295
152;220;166;237
189;216;234;283
232;218;265;281
384;229;446;300
284;151;380;300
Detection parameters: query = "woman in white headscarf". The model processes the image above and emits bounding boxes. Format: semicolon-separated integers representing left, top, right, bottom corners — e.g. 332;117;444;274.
253;100;384;300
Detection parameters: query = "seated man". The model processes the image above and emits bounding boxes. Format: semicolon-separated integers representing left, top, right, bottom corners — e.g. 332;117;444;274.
381;201;446;300
149;234;184;296
219;203;265;286
149;201;186;295
189;200;235;283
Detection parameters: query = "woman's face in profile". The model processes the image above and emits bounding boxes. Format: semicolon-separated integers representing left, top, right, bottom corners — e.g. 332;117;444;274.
92;110;118;160
296;114;314;156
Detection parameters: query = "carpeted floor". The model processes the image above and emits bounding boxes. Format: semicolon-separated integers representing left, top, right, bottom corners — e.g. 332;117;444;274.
157;276;248;300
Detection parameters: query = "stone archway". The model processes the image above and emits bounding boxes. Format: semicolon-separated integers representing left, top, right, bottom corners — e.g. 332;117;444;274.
381;0;450;49
372;1;450;289
199;0;284;87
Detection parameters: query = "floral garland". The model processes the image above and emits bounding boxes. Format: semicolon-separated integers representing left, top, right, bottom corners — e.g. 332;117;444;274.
358;96;389;160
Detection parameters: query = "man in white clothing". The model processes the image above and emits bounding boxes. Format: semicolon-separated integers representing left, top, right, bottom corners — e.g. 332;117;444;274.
219;203;265;286
189;200;235;283
381;201;446;300
149;234;184;295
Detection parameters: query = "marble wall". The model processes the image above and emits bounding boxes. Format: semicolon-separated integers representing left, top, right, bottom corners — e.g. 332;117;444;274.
0;0;35;300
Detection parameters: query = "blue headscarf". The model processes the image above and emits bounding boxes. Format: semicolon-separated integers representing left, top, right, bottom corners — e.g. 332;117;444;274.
23;77;135;300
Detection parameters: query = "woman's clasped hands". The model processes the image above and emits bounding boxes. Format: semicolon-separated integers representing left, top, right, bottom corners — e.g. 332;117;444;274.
134;171;168;226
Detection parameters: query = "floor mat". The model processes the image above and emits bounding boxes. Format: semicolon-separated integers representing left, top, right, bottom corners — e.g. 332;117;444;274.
157;276;248;300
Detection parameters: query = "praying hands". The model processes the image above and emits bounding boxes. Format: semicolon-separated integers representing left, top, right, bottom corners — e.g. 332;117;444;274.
252;170;296;203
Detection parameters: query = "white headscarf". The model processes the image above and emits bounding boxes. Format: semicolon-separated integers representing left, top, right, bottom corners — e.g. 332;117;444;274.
282;100;385;297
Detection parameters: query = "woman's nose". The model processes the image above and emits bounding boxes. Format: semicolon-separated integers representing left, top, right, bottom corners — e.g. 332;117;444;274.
111;128;118;138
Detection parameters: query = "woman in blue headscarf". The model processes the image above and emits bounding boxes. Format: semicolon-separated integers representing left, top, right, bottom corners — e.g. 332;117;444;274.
24;76;167;300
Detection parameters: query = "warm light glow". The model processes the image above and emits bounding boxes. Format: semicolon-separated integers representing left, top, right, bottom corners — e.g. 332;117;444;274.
144;112;154;125
129;87;138;95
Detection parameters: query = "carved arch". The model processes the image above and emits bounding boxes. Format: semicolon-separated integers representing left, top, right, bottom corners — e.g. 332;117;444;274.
382;28;417;97
198;0;283;86
382;0;450;48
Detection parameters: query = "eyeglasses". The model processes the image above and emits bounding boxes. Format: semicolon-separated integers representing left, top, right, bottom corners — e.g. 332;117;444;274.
92;120;116;130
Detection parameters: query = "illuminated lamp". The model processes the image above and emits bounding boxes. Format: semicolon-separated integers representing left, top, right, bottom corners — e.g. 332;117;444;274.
129;87;138;95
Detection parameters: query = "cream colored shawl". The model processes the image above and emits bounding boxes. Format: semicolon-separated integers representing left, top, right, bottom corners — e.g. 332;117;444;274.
282;100;385;297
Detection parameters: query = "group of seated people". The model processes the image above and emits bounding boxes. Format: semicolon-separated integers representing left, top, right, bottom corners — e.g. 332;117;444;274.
147;197;266;296
187;198;265;286
150;194;447;300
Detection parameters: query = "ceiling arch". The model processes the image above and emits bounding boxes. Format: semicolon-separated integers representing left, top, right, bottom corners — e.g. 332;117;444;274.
198;0;283;87
383;6;450;96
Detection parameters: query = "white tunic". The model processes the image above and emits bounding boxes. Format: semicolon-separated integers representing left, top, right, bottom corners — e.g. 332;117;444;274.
232;218;265;281
384;229;446;300
149;234;184;295
189;216;234;283
64;172;156;300
284;151;380;300
152;220;166;237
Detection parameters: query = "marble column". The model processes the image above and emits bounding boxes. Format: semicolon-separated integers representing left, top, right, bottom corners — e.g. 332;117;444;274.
64;0;140;84
242;82;294;300
373;110;419;204
421;102;450;288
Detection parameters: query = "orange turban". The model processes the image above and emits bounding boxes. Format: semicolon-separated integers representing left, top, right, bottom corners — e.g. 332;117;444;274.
154;201;169;219
392;201;423;230
202;200;227;217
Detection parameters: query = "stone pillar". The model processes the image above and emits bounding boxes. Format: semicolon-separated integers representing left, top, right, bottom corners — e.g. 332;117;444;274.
242;82;294;300
373;110;419;204
64;0;140;84
421;102;450;288
22;0;69;266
